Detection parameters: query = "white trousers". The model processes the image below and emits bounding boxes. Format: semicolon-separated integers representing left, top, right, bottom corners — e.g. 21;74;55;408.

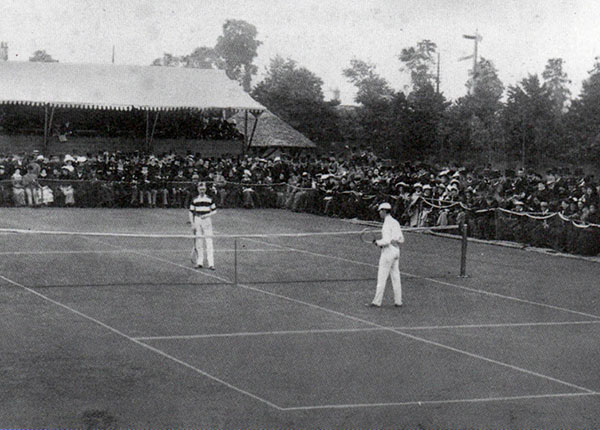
372;245;402;306
193;216;214;267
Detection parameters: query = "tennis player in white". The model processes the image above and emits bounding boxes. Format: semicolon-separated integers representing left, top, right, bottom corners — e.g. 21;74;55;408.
189;182;217;270
367;202;405;308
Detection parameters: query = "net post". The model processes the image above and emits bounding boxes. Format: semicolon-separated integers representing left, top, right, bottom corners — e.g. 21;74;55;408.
494;208;499;240
233;239;238;286
460;223;468;277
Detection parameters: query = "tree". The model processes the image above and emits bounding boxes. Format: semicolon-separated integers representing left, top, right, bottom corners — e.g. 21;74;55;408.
404;84;450;161
151;53;182;67
182;46;223;69
542;58;571;115
563;57;600;162
398;39;437;91
466;57;504;109
342;58;407;155
442;58;504;163
29;50;58;62
252;56;340;143
342;58;394;106
215;19;262;91
503;74;557;167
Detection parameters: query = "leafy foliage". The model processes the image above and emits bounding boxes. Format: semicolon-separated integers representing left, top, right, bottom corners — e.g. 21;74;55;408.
252;56;341;143
342;59;394;106
398;40;438;91
215;19;262;91
542;58;571;115
151;19;260;91
29;50;58;62
503;74;557;166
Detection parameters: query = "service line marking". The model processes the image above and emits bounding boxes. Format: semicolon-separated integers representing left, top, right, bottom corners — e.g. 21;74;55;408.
280;391;599;411
133;319;600;341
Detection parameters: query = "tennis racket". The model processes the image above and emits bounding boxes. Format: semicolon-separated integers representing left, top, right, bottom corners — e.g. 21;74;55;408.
360;228;379;245
190;243;198;264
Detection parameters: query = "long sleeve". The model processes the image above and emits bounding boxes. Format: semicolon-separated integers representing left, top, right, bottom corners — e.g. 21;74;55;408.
376;219;393;247
376;216;404;247
394;223;405;244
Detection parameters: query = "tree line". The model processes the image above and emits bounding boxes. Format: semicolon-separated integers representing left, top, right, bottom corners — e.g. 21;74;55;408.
28;21;600;168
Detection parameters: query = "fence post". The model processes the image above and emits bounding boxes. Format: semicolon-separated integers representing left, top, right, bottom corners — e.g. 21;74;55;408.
460;223;468;277
494;208;499;240
233;239;238;286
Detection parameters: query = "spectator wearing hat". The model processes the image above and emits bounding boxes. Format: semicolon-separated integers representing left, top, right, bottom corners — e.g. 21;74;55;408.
58;165;76;207
11;167;25;206
213;168;228;207
0;164;10;205
22;162;41;207
419;184;434;226
406;183;423;227
241;169;257;209
366;202;404;308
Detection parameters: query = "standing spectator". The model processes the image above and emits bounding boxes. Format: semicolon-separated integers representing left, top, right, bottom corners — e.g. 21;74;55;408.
22;163;41;207
11;167;25;206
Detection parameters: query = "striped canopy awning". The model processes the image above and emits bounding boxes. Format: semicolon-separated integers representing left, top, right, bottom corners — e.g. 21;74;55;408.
0;61;266;113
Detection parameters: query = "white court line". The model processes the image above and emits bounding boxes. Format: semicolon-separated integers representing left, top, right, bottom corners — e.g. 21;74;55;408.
281;392;598;411
134;327;382;341
88;234;598;401
133;319;600;341
245;237;600;320
0;273;284;411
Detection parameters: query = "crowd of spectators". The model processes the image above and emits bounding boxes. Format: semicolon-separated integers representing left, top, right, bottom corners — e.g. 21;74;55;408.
1;148;599;255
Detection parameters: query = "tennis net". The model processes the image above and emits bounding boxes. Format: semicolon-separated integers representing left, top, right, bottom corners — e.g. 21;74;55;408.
0;224;467;289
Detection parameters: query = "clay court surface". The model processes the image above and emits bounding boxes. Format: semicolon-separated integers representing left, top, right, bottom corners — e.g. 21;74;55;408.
1;207;599;428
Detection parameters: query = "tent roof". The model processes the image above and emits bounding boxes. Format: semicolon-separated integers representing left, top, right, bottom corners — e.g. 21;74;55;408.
233;110;316;149
0;61;266;112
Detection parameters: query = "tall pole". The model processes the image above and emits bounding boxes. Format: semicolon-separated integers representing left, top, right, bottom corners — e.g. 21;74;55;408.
145;110;150;153
473;34;479;81
460;223;468;277
243;110;249;157
43;104;48;152
436;52;440;94
461;31;482;94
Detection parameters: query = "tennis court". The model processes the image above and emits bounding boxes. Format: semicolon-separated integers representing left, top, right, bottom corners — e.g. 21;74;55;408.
1;207;600;428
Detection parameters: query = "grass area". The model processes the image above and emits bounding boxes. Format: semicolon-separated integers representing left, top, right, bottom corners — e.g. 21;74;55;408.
0;208;599;428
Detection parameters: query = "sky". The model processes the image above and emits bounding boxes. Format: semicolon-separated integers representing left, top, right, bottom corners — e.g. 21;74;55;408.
0;0;599;104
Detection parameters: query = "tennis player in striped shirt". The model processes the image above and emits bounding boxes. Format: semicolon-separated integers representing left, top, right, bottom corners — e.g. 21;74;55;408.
189;182;217;270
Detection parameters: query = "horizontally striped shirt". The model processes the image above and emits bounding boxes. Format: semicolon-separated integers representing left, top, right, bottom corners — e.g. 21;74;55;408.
189;194;216;216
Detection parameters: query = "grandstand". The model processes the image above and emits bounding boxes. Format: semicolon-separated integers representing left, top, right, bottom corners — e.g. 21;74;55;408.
0;61;266;155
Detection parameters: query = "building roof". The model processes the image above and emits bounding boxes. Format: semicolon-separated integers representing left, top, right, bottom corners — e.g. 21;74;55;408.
0;61;266;112
233;110;316;149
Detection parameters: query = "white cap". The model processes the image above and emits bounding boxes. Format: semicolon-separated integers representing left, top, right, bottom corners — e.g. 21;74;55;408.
377;202;392;211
